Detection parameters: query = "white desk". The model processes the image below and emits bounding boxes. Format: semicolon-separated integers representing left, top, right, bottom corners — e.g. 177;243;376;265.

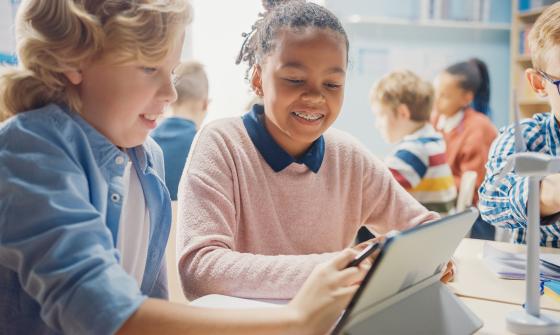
450;238;560;312
191;239;560;334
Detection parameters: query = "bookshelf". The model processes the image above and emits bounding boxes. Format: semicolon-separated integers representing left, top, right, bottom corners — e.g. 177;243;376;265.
510;0;558;119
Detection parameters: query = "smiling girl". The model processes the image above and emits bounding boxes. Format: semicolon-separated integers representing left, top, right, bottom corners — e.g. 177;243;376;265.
177;0;441;301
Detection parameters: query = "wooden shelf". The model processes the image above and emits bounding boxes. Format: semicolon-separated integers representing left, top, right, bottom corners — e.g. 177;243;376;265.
516;54;532;64
510;0;557;122
519;97;549;106
345;16;511;31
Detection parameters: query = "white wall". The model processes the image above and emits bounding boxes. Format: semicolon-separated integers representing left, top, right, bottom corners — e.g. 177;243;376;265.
188;0;262;122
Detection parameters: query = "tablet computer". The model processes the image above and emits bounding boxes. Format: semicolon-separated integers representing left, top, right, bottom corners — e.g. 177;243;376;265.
332;207;480;334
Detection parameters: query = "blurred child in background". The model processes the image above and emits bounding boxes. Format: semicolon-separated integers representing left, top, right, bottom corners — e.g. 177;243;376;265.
371;70;456;215
152;61;209;200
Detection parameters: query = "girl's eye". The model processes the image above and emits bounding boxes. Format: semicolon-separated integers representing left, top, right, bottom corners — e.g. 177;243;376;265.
325;82;342;90
141;67;157;74
284;78;304;85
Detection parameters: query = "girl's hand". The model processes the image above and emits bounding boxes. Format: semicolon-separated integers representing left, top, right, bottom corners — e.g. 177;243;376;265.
288;249;370;335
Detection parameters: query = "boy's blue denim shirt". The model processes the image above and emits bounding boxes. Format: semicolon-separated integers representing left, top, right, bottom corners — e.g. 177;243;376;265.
0;104;172;334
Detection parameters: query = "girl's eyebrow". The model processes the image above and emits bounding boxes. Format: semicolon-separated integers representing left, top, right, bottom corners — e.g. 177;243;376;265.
280;62;346;75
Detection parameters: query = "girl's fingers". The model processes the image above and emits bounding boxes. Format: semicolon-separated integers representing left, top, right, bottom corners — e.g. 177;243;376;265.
333;284;361;300
332;248;359;270
334;263;370;286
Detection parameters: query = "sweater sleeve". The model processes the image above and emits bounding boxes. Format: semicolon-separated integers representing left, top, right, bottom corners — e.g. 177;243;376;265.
176;124;336;301
361;147;440;235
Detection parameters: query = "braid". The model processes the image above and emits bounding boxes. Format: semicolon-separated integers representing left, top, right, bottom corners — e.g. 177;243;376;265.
236;0;348;80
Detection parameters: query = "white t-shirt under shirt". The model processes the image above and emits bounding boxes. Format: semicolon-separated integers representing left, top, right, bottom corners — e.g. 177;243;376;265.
117;161;150;285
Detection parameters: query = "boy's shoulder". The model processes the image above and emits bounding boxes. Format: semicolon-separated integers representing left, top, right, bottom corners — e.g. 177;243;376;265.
0;104;76;143
498;112;548;137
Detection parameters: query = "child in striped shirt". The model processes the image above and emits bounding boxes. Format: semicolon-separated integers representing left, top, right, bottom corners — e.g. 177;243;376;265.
371;70;457;214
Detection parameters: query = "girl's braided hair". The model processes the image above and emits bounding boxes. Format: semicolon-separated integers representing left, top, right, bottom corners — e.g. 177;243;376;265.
236;0;349;80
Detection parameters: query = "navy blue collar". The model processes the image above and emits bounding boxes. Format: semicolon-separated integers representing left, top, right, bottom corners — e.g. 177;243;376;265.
242;104;324;173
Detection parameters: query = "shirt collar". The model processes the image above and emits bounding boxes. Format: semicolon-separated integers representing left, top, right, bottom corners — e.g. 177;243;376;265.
437;109;465;133
241;104;325;173
402;123;440;142
61;104;153;173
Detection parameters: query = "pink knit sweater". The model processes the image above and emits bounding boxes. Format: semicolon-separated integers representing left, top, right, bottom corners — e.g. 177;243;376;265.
176;117;438;300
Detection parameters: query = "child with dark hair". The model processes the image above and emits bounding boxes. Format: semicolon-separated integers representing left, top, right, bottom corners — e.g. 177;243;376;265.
177;0;448;301
432;58;498;239
432;58;497;205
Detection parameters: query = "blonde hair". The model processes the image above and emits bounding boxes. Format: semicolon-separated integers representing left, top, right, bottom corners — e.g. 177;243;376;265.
173;60;208;106
528;2;560;70
0;0;191;121
370;70;434;122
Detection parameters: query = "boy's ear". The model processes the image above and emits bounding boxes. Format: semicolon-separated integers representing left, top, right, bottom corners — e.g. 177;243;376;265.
63;68;83;85
525;68;547;97
250;64;263;97
396;104;411;120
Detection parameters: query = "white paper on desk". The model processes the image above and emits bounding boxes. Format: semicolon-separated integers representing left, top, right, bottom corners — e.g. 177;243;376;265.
482;243;560;280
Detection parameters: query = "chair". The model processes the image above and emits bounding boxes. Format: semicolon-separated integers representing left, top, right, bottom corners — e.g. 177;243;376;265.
456;171;477;212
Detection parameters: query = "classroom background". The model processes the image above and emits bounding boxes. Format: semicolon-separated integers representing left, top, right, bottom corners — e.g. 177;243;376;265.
1;0;554;157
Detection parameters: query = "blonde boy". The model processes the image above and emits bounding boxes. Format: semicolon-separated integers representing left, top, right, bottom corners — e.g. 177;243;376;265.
479;2;560;247
371;70;457;214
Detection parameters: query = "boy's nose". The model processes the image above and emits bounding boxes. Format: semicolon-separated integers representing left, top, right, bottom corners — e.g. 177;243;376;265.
159;79;178;104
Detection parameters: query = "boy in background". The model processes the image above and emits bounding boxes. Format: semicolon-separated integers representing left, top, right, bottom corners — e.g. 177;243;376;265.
371;70;457;214
152;61;209;200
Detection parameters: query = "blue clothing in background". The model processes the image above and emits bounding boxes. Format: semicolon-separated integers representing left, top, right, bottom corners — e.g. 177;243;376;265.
151;117;197;200
0;104;172;335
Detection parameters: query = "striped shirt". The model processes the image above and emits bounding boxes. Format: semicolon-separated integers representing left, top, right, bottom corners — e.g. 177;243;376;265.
386;124;457;214
479;112;560;248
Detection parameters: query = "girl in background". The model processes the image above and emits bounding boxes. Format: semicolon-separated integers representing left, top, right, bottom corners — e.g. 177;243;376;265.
432;58;498;238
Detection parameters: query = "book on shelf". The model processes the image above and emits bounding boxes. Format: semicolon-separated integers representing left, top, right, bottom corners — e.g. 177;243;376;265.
427;0;496;23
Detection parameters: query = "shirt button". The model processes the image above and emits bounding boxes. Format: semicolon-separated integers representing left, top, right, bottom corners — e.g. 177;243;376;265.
111;193;121;203
115;156;125;165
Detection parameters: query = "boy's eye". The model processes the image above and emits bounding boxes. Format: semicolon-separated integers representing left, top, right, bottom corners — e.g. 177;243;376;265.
141;67;157;74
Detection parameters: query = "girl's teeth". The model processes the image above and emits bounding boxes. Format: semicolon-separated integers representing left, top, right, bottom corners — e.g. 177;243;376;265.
144;114;158;121
294;112;322;121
